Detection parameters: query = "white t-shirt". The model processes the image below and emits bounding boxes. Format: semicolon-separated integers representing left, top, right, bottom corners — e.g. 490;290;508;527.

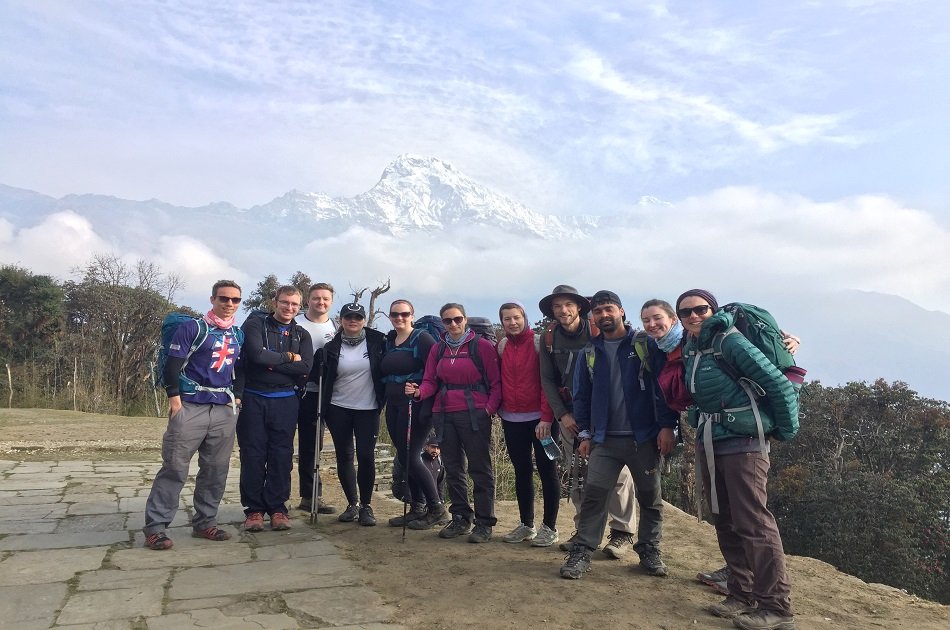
295;313;337;391
330;339;377;410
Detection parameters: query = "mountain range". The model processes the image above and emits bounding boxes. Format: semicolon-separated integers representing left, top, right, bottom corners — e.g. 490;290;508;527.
2;154;949;401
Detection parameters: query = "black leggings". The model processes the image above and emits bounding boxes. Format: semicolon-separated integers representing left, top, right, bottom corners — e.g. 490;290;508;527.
325;405;379;506
502;418;560;529
386;398;440;506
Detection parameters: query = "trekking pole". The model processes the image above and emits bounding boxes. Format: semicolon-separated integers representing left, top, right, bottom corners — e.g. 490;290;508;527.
310;354;324;526
402;387;414;543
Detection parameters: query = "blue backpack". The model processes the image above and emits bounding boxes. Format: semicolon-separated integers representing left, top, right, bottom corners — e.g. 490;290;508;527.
413;315;446;341
154;313;244;395
382;328;428;385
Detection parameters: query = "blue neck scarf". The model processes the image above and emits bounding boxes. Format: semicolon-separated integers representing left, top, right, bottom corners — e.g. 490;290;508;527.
655;320;684;354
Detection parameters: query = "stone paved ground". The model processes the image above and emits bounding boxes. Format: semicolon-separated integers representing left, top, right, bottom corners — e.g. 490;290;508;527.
0;459;404;630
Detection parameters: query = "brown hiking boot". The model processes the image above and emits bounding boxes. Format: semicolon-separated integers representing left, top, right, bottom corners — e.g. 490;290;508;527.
191;526;231;541
603;529;635;559
145;531;173;550
732;610;795;630
706;596;757;619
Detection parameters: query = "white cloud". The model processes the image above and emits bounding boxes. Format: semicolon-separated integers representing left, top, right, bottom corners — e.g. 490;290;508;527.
0;211;109;278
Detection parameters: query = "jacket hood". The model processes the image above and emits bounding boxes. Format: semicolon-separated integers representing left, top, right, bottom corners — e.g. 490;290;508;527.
697;309;734;346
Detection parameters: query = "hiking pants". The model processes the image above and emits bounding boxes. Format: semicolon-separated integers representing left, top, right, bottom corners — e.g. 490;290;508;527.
502;418;560;530
144;401;236;535
236;393;298;516
296;389;326;502
387;397;440;507
440;410;496;526
567;447;638;535
325;404;380;506
699;449;794;617
574;436;662;554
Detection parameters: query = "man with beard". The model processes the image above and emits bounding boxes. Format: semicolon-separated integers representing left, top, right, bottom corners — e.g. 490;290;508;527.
538;285;638;557
559;290;678;580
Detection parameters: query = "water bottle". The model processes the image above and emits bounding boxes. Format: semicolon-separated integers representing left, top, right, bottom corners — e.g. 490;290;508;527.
540;436;561;461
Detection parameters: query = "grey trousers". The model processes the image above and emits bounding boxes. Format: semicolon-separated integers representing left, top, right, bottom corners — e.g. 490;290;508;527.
568;462;638;535
143;401;237;535
440;410;497;527
574;436;663;554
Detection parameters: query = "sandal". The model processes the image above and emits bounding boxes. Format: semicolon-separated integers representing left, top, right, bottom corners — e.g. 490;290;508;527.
192;526;231;541
145;531;174;550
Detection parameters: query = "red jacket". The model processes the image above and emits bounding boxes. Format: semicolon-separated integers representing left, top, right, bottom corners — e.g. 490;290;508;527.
498;328;553;422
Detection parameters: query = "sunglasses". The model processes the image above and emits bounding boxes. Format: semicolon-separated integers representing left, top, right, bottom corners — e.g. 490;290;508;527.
676;305;712;319
441;316;465;326
389;311;412;319
215;296;241;304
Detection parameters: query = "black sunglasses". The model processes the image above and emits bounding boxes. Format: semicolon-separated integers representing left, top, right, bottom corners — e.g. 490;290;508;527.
389;311;412;318
441;316;465;326
215;296;241;304
676;305;712;318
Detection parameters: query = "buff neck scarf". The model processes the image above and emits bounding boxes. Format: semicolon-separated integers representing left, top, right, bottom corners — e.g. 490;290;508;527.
204;310;235;330
655;320;684;354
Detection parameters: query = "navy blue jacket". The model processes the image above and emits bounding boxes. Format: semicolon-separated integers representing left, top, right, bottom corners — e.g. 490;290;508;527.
572;326;678;444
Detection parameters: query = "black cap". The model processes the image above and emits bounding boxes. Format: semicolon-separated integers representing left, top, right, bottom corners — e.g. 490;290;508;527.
340;303;366;319
538;284;591;319
589;290;622;309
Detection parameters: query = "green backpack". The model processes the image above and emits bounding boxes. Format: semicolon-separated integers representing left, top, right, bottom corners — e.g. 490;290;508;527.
709;303;804;390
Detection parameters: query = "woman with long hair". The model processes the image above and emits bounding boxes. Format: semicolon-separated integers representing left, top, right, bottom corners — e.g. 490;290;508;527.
496;301;560;547
406;303;501;543
379;299;447;530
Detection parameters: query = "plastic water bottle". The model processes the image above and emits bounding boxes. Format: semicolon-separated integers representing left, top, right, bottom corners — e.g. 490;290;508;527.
540;436;561;461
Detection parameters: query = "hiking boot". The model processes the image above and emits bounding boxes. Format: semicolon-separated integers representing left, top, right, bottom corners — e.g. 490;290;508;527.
502;523;537;543
192;526;231;541
698;565;731;595
559;545;592;579
531;524;559;547
558;531;578;552
145;531;173;550
389;503;426;527
271;512;291;530
603;529;635;559
243;511;265;532
707;596;758;619
407;503;449;530
317;499;337;515
468;524;492;543
732;610;795;630
359;505;377;526
338;504;360;522
638;546;668;577
296;498;312;512
438;515;473;539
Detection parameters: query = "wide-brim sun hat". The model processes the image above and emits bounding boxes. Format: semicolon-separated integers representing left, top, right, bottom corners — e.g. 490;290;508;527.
538;284;591;319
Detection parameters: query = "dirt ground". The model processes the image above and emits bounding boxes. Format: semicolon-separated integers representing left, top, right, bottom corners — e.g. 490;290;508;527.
2;408;949;629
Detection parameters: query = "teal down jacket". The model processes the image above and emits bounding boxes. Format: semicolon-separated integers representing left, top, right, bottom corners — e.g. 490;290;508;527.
683;309;799;443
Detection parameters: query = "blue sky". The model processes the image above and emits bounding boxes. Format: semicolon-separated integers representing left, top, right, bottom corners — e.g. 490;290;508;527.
2;0;948;218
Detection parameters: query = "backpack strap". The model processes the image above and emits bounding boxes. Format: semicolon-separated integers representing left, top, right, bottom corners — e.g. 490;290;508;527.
434;337;490;431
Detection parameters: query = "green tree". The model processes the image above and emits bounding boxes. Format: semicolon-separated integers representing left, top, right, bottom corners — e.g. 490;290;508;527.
0;265;65;362
244;271;311;313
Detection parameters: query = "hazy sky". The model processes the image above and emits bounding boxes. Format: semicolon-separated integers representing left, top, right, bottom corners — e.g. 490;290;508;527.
2;0;948;218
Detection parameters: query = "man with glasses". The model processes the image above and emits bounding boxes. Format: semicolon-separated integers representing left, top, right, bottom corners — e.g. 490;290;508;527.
560;290;678;580
237;285;313;531
294;282;338;514
143;280;245;550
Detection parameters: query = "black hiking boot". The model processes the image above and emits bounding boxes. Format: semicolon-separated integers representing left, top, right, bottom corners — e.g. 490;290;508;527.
559;544;592;579
438;514;473;539
388;503;426;527
467;524;492;543
638;545;668;577
407;503;449;530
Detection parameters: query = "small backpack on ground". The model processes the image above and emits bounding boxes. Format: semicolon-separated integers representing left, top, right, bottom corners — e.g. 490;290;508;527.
154;313;244;395
466;317;498;345
413;315;446;342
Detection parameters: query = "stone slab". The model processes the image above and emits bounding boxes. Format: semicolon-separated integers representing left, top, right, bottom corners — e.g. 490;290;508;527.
255;539;336;560
68;501;120;516
0;546;109;585
77;567;171;591
0;582;67;628
57;513;129;534
0;529;129;550
283;586;395;626
64;493;119;504
117;496;148;512
0;494;64;506
0;519;57;534
0;479;63;491
146;609;298;629
58;586;164;625
55;621;133;629
111;539;252;570
169;556;358;599
0;503;67;520
165;596;240;614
